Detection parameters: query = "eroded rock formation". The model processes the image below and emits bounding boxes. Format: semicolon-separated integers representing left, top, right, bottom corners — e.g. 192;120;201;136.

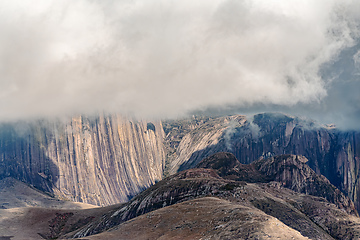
65;153;360;240
0;112;359;212
163;113;360;210
0;114;165;205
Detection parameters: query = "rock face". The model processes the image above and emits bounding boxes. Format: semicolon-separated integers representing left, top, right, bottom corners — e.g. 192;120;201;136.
2;153;360;239
163;113;360;210
61;153;360;240
0;112;359;212
197;153;358;216
163;115;247;175
0;114;165;205
254;154;356;215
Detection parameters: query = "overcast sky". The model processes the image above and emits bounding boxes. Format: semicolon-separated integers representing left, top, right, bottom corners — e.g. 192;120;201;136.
0;0;359;129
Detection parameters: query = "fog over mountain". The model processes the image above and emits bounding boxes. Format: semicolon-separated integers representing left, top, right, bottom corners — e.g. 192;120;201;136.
0;0;359;128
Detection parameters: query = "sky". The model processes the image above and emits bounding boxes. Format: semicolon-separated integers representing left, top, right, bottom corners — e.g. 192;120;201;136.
0;0;359;129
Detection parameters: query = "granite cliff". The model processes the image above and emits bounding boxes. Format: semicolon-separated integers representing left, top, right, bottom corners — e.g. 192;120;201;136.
0;112;359;212
0;114;165;205
163;113;360;210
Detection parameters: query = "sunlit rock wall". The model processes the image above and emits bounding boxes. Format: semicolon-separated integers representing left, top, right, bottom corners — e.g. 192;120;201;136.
0;114;165;206
163;113;360;210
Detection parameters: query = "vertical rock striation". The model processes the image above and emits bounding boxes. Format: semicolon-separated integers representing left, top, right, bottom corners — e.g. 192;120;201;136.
335;131;360;210
0;114;165;206
162;115;247;174
163;113;360;211
0;112;359;211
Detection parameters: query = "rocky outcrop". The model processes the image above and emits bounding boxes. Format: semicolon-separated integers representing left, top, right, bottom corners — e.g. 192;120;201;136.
196;152;270;183
253;154;358;216
2;153;360;239
197;153;357;216
0;114;165;206
65;153;360;240
163;114;247;174
163;113;360;211
0;111;359;212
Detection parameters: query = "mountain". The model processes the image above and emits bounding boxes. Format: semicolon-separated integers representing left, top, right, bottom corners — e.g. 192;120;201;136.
163;113;360;210
5;153;359;240
197;153;357;216
76;197;310;240
0;112;359;213
67;154;360;239
0;114;165;206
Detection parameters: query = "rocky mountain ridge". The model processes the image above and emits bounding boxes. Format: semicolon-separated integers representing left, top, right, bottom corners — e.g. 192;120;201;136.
197;153;357;216
6;153;358;240
0;112;359;212
80;197;310;240
163;113;360;210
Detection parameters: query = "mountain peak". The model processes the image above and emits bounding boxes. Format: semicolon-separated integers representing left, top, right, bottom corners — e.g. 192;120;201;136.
197;153;358;216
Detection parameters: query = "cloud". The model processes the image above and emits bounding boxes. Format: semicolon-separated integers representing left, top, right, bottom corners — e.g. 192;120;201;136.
0;0;359;123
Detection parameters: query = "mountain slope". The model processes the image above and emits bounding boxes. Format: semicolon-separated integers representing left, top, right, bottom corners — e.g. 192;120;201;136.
0;112;359;212
0;177;97;240
1;153;359;239
196;153;357;216
163;113;360;210
0;177;95;209
64;154;360;240
79;197;310;240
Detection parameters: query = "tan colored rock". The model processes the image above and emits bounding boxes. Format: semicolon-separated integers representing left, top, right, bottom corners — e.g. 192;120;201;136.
0;114;165;206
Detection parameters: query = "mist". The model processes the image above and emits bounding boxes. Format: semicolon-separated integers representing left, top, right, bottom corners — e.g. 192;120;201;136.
0;0;359;128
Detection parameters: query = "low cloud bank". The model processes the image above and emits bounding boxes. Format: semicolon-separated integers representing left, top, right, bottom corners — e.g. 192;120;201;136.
0;0;359;127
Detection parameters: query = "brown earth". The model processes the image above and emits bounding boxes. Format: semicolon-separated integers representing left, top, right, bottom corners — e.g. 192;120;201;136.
79;197;310;240
1;153;360;240
64;154;360;240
